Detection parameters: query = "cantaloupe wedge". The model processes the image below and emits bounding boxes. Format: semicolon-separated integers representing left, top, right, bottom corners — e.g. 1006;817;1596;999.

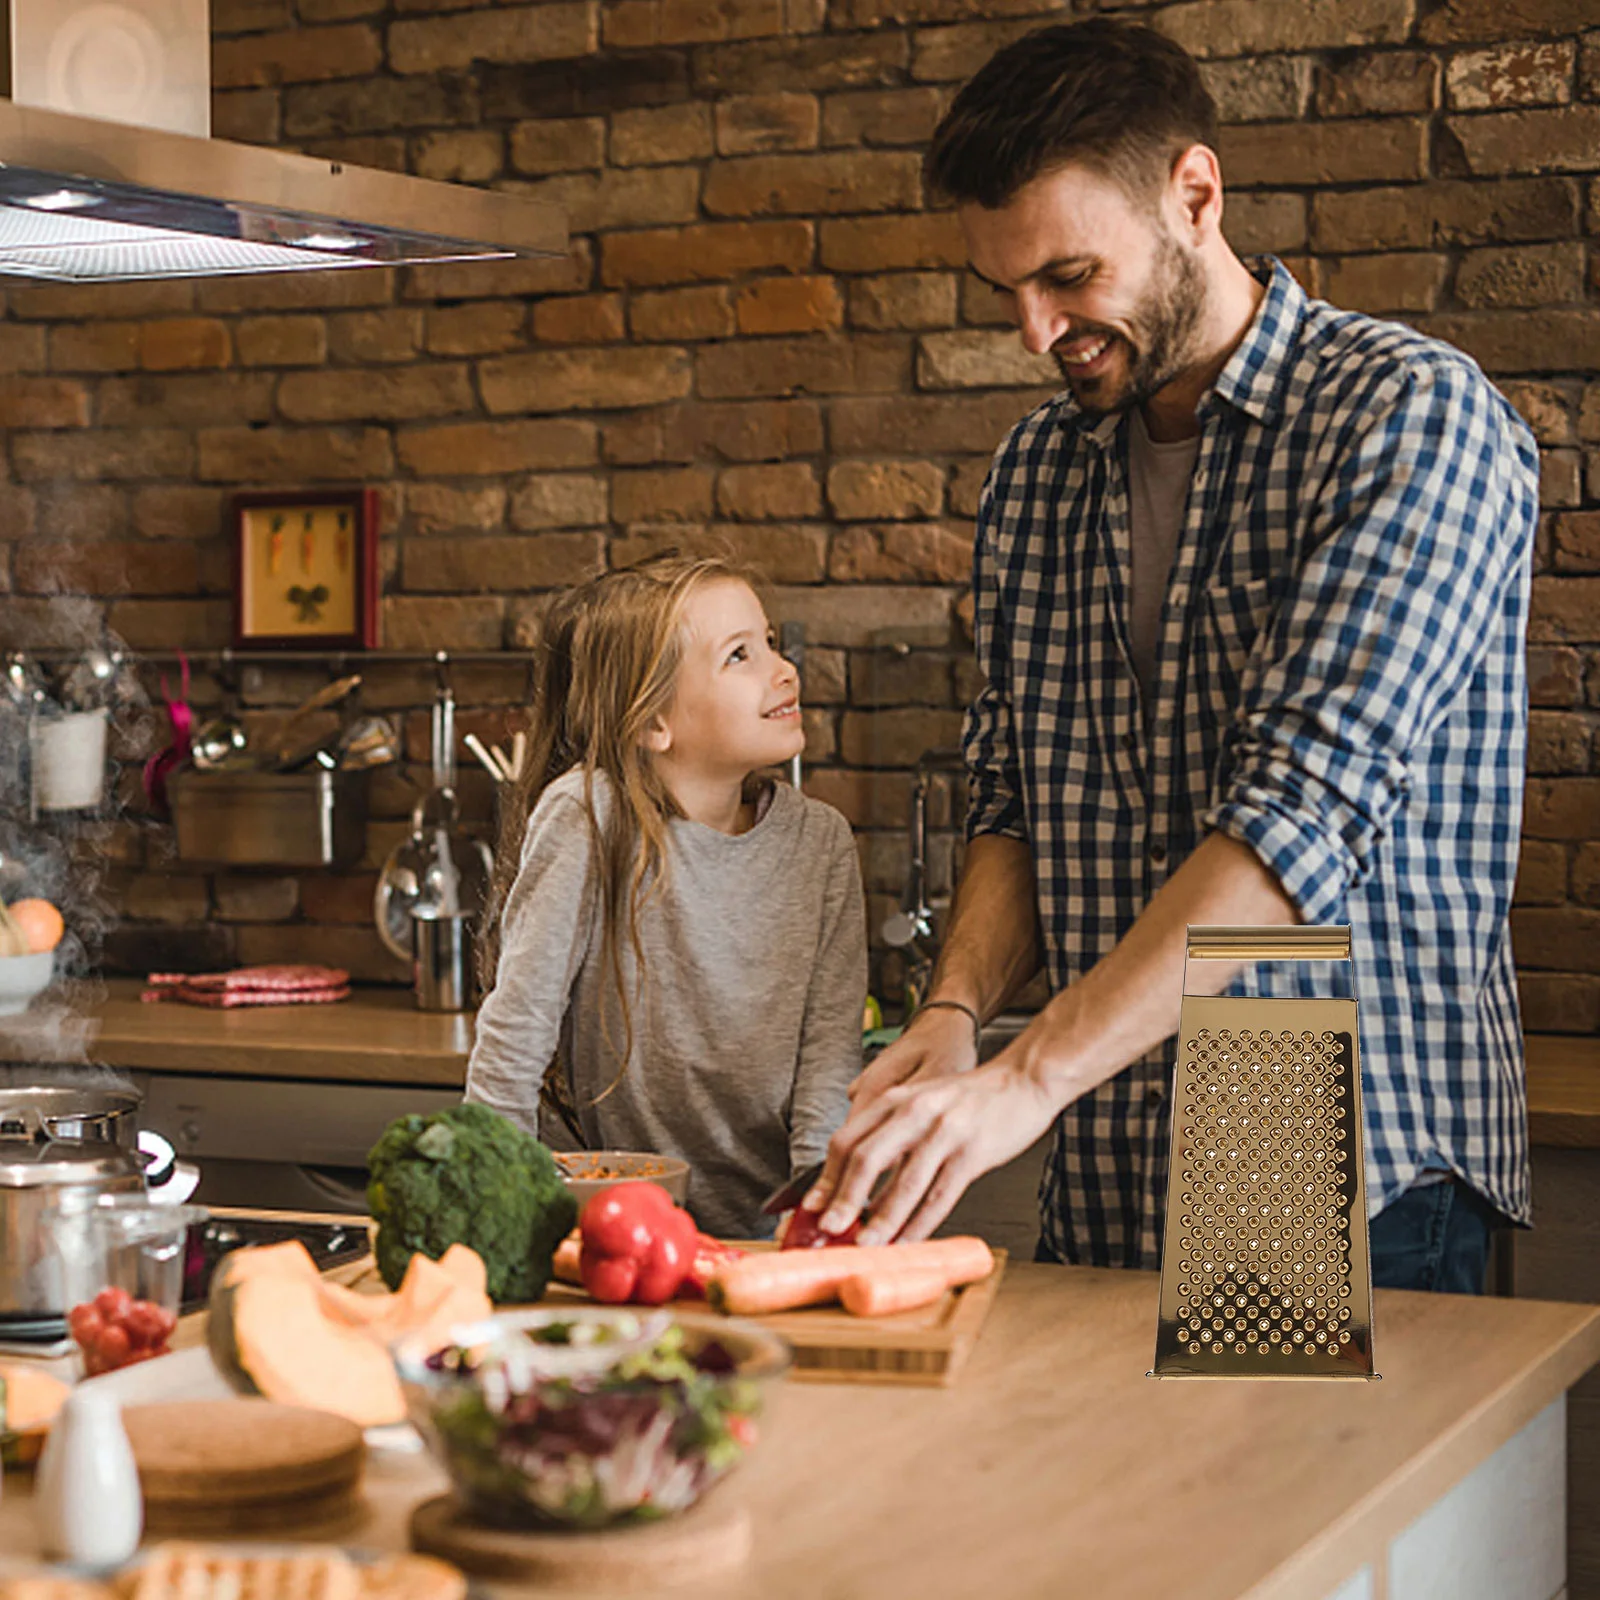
0;1364;70;1466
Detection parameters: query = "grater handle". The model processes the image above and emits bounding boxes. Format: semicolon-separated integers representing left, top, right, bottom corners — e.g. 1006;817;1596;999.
1185;925;1350;962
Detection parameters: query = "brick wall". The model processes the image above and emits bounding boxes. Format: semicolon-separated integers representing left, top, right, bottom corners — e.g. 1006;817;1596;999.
0;0;1596;1028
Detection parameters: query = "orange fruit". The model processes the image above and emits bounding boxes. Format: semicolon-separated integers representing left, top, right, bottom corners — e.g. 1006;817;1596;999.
7;899;64;954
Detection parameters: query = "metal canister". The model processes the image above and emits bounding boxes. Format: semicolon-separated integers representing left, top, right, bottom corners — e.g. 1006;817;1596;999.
412;910;474;1013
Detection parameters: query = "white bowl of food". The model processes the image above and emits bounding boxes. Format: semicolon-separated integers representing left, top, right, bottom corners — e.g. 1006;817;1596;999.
553;1150;690;1210
0;950;54;1016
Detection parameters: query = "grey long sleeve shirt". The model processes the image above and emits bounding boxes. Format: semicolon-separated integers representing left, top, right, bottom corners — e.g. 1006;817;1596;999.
466;769;867;1238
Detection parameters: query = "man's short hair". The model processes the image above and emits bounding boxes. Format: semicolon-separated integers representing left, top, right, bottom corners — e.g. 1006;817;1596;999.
924;19;1218;211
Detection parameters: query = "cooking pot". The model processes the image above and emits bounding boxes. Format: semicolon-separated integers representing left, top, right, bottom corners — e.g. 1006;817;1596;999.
0;1084;139;1148
0;1138;146;1321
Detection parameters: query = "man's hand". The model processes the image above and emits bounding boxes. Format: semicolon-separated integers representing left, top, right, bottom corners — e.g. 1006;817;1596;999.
810;1040;1061;1244
847;1005;979;1112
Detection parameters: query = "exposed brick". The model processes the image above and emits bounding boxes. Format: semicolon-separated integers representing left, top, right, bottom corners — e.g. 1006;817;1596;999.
604;399;825;463
1420;0;1596;45
1223;191;1308;256
1311;178;1578;252
819;213;967;272
602;221;814;287
1456;242;1587;309
803;768;912;829
1155;0;1415;57
105;598;233;650
382;595;505;651
517;166;701;233
910;19;1042;85
284;75;480;140
821;87;944;147
830;522;971;583
830;0;1059;22
611;467;714;522
848;272;958;330
212;87;282;144
1530;647;1585;707
121;874;212;926
1510;906;1600;973
196;269;394;314
770;583;951;646
841;706;965;766
1578;382;1600;441
531;294;627;345
481;51;688;120
716;462;821;519
849;646;957;707
717;94;821;156
1321;252;1447;314
610;103;714;165
1515;839;1569;904
735;275;844;334
0;326;46;375
18;285;200;324
917;329;1059;389
1517;973;1600;1033
948;459;990;518
404;533;605;591
510;474;611;528
133;487;227;543
14;430;192;482
233;923;406;983
398;419;598;476
213;0;292;32
1201;56;1314;124
1553;512;1600;571
602;0;657;47
213;23;381;86
480;346;692;412
1218;118;1428;188
697;333;907;398
630;286;737;342
1446;106;1600;177
1529;710;1593;773
1540;449;1582;508
0;379;89;429
1577;843;1600;907
427;300;529;356
406;483;507;536
703;151;922;217
1447;41;1575;111
137;319;231;372
213;877;301;922
509;117;607;175
298;872;383;926
412;128;505;183
235;315;327;366
14;540;205;597
388;6;598;72
327;308;424;364
610;522;829;581
1524;776;1600;840
277;365;475;422
33;486;128;544
658;0;785;43
49;323;140;373
197;426;393;482
1420;312;1600;375
694;33;907;96
831;391;1054;453
301;133;409;171
827;460;945;520
1502;382;1577;446
1315;51;1438;118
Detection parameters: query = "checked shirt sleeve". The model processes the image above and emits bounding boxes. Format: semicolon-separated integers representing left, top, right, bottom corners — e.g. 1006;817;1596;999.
1205;363;1538;926
963;472;1028;842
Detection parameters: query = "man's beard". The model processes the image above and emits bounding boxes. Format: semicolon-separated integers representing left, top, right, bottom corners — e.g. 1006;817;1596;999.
1056;232;1207;418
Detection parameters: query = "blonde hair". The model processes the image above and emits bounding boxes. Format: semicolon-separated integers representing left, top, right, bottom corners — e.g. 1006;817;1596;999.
482;553;759;1117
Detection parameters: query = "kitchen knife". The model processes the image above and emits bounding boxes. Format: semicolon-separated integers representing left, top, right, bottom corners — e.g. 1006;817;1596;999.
761;1159;827;1217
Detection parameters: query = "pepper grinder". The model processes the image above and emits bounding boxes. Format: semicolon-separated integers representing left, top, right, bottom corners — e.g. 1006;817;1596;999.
36;1386;143;1566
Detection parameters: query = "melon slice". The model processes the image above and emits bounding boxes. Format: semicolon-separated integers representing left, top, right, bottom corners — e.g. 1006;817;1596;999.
0;1364;70;1466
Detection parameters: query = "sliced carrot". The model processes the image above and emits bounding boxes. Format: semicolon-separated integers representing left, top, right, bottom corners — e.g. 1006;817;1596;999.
708;1237;994;1316
840;1268;951;1317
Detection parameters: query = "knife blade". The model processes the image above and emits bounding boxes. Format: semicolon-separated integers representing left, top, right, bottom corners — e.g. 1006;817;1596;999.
761;1158;827;1217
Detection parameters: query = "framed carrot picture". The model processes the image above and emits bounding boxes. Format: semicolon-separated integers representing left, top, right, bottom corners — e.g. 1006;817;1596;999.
232;488;380;649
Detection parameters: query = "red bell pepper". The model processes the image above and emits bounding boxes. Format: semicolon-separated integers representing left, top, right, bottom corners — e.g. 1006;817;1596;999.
578;1181;700;1305
778;1206;862;1250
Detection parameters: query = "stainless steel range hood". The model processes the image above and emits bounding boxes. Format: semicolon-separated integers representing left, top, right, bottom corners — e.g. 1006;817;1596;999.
0;0;565;282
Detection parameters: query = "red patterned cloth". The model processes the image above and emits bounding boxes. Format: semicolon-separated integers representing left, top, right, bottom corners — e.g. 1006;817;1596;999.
142;965;351;1007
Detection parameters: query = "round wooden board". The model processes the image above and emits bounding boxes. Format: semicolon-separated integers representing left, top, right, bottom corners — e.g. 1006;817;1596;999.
124;1399;365;1507
410;1494;752;1589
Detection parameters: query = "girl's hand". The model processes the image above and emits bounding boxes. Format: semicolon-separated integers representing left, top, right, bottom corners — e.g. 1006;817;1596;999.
847;1004;979;1112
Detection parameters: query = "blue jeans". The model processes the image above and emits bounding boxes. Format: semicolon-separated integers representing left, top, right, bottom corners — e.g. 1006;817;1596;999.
1367;1177;1502;1294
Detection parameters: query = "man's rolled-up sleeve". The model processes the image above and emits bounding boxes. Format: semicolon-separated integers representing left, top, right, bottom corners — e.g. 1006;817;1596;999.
964;473;1029;842
1205;363;1537;926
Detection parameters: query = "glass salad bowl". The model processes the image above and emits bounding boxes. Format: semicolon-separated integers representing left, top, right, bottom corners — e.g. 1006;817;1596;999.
390;1305;790;1530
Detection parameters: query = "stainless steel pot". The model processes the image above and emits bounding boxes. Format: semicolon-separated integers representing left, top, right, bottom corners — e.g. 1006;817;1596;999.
0;1084;139;1148
0;1138;146;1319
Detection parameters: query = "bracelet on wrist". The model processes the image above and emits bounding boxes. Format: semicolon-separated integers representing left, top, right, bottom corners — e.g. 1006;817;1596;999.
911;998;982;1049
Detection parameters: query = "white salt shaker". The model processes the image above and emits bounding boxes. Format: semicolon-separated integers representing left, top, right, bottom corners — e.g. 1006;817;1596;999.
36;1385;143;1566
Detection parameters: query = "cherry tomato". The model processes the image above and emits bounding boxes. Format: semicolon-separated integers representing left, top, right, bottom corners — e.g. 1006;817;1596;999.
66;1302;102;1342
94;1323;132;1368
122;1301;168;1350
94;1286;132;1322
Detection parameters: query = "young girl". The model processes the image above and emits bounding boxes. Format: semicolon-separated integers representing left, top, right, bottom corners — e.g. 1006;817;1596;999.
466;555;868;1239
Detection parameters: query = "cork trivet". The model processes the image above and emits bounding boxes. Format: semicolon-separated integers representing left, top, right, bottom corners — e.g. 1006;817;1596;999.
409;1494;751;1590
124;1400;366;1513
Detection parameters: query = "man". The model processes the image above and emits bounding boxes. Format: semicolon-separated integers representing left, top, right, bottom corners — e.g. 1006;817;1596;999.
807;18;1539;1293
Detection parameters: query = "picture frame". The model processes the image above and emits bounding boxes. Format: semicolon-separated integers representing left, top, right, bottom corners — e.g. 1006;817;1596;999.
231;488;380;649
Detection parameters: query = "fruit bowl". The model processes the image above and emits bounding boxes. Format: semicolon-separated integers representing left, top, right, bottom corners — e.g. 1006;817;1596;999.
0;950;54;1016
553;1150;690;1210
391;1305;790;1530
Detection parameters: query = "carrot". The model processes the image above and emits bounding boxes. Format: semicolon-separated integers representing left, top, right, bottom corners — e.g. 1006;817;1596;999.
708;1237;994;1316
840;1268;951;1317
552;1232;584;1286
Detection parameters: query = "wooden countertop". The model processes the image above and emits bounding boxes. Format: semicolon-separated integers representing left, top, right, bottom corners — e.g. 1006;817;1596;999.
3;981;1597;1145
1;1262;1597;1600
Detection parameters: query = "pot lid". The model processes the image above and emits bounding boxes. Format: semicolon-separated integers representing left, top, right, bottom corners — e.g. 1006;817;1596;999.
0;1137;142;1188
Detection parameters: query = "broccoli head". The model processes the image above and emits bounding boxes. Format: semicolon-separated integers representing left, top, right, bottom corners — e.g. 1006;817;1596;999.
366;1102;577;1303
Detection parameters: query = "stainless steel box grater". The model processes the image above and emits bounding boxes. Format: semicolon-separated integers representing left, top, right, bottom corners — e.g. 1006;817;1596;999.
1149;926;1378;1380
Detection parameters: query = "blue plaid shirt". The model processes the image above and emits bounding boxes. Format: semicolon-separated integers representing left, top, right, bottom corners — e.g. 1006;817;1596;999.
965;258;1540;1269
